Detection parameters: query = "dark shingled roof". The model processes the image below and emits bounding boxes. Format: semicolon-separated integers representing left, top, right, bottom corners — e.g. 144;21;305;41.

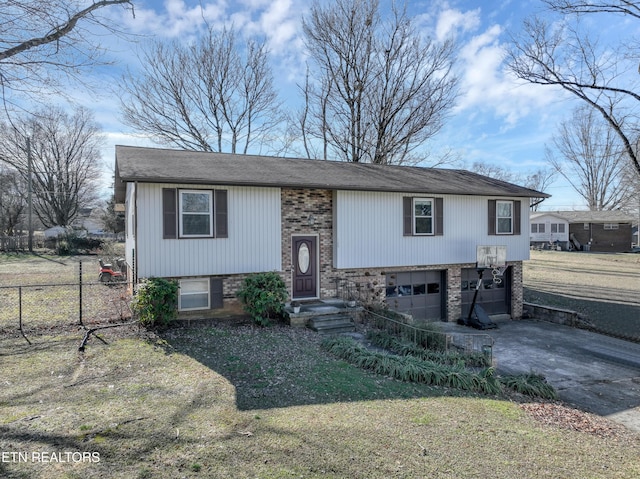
546;210;635;224
114;145;549;202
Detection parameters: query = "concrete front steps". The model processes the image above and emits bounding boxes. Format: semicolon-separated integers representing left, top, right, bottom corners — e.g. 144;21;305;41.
308;313;356;334
287;299;358;334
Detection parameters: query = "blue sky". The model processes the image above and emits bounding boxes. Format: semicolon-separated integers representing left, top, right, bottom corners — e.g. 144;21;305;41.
65;0;634;209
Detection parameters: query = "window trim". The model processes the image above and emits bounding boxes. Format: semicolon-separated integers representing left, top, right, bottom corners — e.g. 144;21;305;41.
179;189;214;238
488;199;521;236
163;187;228;240
496;200;514;235
413;197;435;236
178;278;210;311
403;196;443;236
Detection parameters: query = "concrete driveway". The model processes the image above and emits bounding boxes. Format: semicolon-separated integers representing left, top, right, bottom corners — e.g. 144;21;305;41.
445;319;640;433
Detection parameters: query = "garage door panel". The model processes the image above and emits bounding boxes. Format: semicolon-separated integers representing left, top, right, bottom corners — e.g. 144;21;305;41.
386;270;445;321
461;268;510;317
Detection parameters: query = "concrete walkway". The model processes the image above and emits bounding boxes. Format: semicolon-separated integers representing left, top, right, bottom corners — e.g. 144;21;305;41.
443;319;640;433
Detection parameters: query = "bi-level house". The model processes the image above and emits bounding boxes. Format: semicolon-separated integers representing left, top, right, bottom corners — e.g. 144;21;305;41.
114;146;548;322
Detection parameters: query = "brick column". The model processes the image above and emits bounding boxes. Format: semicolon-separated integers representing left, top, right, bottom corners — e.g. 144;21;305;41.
446;266;462;322
510;261;524;319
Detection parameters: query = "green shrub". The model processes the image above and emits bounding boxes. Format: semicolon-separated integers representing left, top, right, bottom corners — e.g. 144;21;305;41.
52;231;103;255
236;272;288;326
132;278;178;330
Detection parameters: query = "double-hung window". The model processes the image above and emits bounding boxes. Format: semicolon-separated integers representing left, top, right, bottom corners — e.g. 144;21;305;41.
488;199;521;236
496;200;513;234
414;198;434;235
403;197;443;236
163;188;227;239
180;190;213;237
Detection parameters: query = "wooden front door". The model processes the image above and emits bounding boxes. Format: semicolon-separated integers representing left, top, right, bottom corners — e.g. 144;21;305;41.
292;236;317;299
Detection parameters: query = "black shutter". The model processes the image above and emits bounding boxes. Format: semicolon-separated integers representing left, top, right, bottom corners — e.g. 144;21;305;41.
488;200;496;235
215;190;228;238
435;197;444;236
162;188;177;239
513;200;521;235
403;197;412;236
210;278;223;309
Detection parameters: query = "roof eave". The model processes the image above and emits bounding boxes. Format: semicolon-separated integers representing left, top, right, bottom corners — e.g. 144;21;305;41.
116;175;549;198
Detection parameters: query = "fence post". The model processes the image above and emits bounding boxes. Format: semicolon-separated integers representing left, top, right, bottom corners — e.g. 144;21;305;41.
17;286;31;344
78;261;84;327
18;286;22;330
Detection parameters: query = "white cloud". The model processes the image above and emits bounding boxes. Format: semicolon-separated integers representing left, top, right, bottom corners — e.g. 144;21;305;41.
454;23;565;127
119;0;227;38
435;7;481;41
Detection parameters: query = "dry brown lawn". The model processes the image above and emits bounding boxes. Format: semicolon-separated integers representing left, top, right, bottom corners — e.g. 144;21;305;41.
524;250;640;339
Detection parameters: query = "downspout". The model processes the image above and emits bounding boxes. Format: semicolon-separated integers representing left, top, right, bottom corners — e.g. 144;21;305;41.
530;197;546;209
134;181;139;285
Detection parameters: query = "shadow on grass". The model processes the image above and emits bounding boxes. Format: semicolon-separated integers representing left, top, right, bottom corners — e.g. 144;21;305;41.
161;323;470;411
524;287;640;342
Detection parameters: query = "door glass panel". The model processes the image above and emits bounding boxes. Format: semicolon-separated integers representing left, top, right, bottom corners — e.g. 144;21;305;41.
427;283;440;294
298;243;310;274
413;284;426;295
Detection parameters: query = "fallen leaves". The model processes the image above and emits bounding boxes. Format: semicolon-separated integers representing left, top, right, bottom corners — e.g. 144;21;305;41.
520;402;630;439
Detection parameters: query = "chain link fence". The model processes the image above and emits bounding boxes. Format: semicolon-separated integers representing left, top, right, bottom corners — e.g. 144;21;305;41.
0;261;133;341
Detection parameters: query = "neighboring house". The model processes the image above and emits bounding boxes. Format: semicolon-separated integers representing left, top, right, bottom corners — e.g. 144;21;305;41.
554;210;635;253
529;212;570;249
71;208;107;236
114;145;548;322
44;225;68;239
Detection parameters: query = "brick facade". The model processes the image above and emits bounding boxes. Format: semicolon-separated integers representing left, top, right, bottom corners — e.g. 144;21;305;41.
569;223;633;252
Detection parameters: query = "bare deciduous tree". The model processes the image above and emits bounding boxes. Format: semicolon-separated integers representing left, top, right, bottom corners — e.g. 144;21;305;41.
0;166;26;235
119;27;282;154
470;162;519;183
546;105;633;210
469;161;556;210
0;0;134;108
506;1;640;178
300;0;458;164
0;106;104;227
524;168;558;210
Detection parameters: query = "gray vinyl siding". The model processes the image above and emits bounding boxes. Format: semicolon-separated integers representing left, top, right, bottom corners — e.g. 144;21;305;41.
135;183;281;278
334;191;530;269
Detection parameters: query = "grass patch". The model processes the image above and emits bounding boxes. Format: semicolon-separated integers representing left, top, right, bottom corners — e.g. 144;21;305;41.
524;251;640;339
0;326;638;478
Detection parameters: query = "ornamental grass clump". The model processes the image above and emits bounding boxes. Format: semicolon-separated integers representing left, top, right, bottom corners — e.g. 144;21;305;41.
321;336;502;395
499;373;558;400
367;329;490;368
